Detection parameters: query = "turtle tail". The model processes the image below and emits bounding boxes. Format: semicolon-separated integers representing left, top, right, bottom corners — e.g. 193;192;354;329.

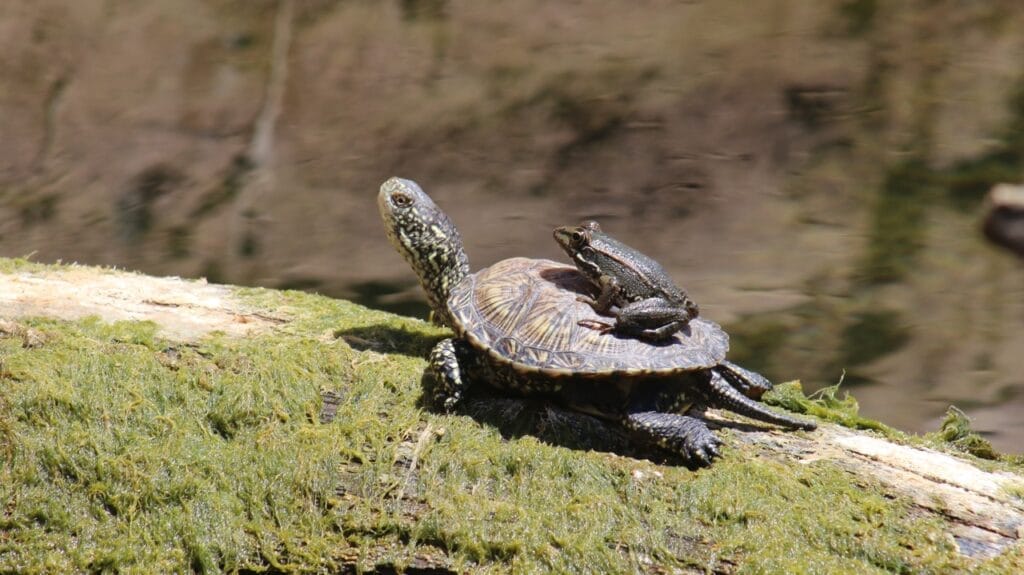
705;370;817;430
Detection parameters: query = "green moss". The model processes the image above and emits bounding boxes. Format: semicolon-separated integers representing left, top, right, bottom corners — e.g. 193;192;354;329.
931;406;999;461
0;257;44;274
766;380;895;435
0;266;1020;572
685;459;959;574
0;319;358;571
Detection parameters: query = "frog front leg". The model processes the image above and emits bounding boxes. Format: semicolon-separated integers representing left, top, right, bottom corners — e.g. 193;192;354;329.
576;274;622;314
575;275;626;333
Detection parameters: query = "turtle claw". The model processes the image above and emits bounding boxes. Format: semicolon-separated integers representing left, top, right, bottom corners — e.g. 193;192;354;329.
681;433;721;466
703;438;722;459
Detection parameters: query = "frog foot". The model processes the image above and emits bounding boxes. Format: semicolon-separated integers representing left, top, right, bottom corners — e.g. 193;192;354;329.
577;319;614;333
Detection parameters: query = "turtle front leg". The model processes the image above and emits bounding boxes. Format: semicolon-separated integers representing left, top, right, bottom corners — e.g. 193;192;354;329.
715;360;773;399
429;338;474;411
623;411;721;465
704;369;817;430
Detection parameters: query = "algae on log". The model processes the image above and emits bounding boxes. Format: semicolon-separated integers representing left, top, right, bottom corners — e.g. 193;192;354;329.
1;259;1023;573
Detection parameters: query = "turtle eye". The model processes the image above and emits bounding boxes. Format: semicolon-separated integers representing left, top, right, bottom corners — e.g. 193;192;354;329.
391;193;412;207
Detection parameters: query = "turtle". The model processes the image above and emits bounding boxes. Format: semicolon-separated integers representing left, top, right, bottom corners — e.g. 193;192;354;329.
378;177;816;464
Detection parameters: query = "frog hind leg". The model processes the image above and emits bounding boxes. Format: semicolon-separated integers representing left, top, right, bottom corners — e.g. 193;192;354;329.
613;297;692;341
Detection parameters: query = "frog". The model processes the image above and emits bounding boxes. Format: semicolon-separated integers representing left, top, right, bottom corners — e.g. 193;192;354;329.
553;221;699;341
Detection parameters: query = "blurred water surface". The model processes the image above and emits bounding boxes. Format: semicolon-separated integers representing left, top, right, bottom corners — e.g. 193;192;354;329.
1;1;1023;449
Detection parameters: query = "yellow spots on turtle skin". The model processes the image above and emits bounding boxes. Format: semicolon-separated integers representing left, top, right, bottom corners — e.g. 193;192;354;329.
397;229;414;256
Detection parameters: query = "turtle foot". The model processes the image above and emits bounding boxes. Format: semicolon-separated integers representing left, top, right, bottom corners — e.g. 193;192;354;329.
624;411;722;466
429;338;472;413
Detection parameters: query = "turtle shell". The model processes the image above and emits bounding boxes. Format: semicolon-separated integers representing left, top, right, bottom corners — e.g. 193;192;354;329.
448;257;729;376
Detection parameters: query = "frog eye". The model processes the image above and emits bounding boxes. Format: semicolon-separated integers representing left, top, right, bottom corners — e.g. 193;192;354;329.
391;193;412;207
571;230;586;244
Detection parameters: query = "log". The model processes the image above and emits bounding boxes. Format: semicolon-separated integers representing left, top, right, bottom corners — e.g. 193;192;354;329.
1;260;1022;573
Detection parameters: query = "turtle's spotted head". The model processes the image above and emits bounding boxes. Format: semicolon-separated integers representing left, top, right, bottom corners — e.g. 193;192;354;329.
378;177;470;327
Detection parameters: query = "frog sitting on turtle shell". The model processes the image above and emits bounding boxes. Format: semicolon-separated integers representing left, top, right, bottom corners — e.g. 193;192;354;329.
378;177;815;465
554;220;699;342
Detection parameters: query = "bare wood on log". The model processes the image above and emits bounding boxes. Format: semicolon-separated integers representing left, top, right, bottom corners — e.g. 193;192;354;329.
0;266;286;341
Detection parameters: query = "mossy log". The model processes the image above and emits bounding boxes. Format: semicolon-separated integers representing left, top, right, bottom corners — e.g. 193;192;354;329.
1;259;1023;573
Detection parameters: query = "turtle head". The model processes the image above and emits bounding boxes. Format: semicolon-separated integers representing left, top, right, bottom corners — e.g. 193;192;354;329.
378;177;470;327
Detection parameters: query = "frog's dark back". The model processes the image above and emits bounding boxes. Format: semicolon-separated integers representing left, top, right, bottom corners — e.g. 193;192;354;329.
583;230;687;301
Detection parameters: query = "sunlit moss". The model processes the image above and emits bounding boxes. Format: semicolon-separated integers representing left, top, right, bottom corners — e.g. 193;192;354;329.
930;406;999;461
765;380;895;434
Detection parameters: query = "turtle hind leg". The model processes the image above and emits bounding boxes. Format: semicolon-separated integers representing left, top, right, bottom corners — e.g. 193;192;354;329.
705;370;817;431
623;411;721;465
429;338;474;411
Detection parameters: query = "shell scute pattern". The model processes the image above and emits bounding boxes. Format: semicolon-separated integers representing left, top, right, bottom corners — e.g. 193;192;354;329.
449;258;729;375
